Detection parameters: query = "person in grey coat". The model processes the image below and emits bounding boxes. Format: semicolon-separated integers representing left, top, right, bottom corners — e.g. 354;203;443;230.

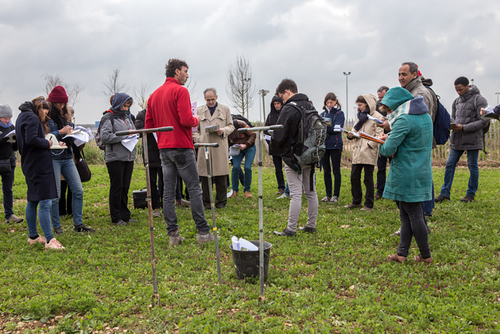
435;77;489;203
100;93;136;225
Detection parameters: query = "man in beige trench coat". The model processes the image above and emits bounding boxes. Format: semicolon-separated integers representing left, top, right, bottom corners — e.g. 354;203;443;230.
193;88;235;210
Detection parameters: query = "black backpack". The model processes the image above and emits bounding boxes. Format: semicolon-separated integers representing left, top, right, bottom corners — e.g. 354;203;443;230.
425;86;451;145
95;113;115;150
288;102;327;166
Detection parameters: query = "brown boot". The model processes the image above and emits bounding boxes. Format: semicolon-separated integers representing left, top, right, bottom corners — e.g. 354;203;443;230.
414;255;433;264
230;191;238;198
387;254;407;263
244;191;252;198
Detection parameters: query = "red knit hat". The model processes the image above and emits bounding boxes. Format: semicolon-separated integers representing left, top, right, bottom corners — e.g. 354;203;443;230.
48;86;69;103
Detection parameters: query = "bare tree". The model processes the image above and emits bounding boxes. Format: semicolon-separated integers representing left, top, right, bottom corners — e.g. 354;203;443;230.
103;68;127;98
226;56;257;118
134;83;151;110
43;73;84;106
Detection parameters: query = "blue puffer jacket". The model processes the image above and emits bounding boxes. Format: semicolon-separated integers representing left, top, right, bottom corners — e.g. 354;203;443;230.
320;106;344;150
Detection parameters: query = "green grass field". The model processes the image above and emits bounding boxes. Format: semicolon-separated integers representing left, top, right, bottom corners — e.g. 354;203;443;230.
0;165;499;333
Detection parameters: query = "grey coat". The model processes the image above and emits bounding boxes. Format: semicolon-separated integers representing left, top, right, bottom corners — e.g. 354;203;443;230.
101;113;136;163
450;85;489;151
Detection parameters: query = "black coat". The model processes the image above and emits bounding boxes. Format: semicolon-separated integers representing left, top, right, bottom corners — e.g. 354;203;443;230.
0;124;17;168
135;109;161;168
264;95;283;156
16;102;57;201
270;93;313;170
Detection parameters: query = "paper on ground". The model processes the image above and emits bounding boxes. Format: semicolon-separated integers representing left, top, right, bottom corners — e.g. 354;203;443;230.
121;134;139;152
232;236;258;251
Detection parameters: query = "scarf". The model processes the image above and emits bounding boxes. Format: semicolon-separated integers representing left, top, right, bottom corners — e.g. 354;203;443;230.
353;109;369;132
0;120;12;128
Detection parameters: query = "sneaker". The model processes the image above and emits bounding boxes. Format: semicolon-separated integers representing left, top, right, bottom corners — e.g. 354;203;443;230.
273;228;296;236
176;199;190;207
230;191;238;198
320;196;331;202
298;226;317;233
53;227;64;235
344;203;362;209
28;235;47;245
435;194;450;203
277;192;290;199
330;196;339;203
391;227;401;237
196;231;215;244
375;194;383;201
45;238;65;250
460;195;475;203
153;209;161;218
6;214;23;223
127;219;139;223
113;220;128;226
244;191;252;198
360;206;373;211
276;189;285;195
423;211;433;218
73;224;96;233
169;229;185;246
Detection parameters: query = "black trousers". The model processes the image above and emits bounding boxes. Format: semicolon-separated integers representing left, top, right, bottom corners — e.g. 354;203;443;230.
201;175;227;208
149;166;163;210
351;164;375;208
271;155;285;190
59;180;73;216
396;201;431;258
376;155;391;196
106;161;134;223
322;149;342;198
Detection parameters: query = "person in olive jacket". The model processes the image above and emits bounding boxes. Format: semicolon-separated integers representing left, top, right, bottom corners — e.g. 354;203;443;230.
378;87;433;264
0;104;23;223
17;98;64;249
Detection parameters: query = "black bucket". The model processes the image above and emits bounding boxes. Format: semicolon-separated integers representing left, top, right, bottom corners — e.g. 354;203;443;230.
230;241;272;280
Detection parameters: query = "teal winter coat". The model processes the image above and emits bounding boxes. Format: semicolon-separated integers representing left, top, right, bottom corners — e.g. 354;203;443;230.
379;96;433;203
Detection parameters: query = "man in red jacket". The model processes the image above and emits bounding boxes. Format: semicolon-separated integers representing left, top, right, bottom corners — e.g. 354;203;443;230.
146;59;213;246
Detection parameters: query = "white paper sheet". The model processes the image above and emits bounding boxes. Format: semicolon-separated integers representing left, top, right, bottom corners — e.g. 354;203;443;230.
121;134;139;152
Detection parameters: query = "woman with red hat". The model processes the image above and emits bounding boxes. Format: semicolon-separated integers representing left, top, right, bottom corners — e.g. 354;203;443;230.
47;86;94;234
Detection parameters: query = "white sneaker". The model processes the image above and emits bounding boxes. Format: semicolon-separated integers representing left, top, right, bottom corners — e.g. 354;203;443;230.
277;193;290;199
45;238;65;250
28;235;47;245
227;189;233;198
391;227;401;237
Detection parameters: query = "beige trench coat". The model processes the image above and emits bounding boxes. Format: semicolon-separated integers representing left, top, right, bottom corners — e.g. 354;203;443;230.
351;94;384;166
193;103;235;176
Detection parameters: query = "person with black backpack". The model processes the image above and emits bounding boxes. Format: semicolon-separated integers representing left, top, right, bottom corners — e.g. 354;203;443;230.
271;79;319;236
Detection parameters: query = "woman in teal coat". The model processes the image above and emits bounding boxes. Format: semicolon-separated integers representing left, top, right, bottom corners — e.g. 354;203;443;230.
378;87;433;264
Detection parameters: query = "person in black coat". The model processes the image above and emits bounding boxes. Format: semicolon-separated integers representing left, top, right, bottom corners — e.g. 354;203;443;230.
265;96;286;196
0;104;23;223
135;107;164;217
17;98;64;249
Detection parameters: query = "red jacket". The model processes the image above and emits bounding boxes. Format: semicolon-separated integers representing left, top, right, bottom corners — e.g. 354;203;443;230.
145;77;198;149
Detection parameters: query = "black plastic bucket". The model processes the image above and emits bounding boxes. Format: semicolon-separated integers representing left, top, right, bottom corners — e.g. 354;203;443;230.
230;241;272;280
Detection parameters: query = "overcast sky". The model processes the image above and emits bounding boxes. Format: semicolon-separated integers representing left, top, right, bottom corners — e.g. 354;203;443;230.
1;0;499;125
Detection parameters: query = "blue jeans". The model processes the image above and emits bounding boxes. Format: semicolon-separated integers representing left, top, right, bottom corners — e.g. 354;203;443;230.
26;199;53;242
231;145;256;192
440;148;479;197
160;148;209;235
51;158;84;228
1;167;15;219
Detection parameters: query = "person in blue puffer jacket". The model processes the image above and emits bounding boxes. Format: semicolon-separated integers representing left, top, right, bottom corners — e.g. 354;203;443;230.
320;92;345;203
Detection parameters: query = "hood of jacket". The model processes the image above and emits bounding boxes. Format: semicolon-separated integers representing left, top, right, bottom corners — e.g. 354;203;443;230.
381;87;414;111
459;85;481;103
362;94;377;115
286;93;310;105
270;95;283;114
387;96;429;127
18;101;36;113
110;93;132;113
421;76;433;87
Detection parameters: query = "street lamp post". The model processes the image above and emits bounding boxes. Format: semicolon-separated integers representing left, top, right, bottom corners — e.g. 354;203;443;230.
343;72;351;124
259;89;270;121
496;92;500;106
